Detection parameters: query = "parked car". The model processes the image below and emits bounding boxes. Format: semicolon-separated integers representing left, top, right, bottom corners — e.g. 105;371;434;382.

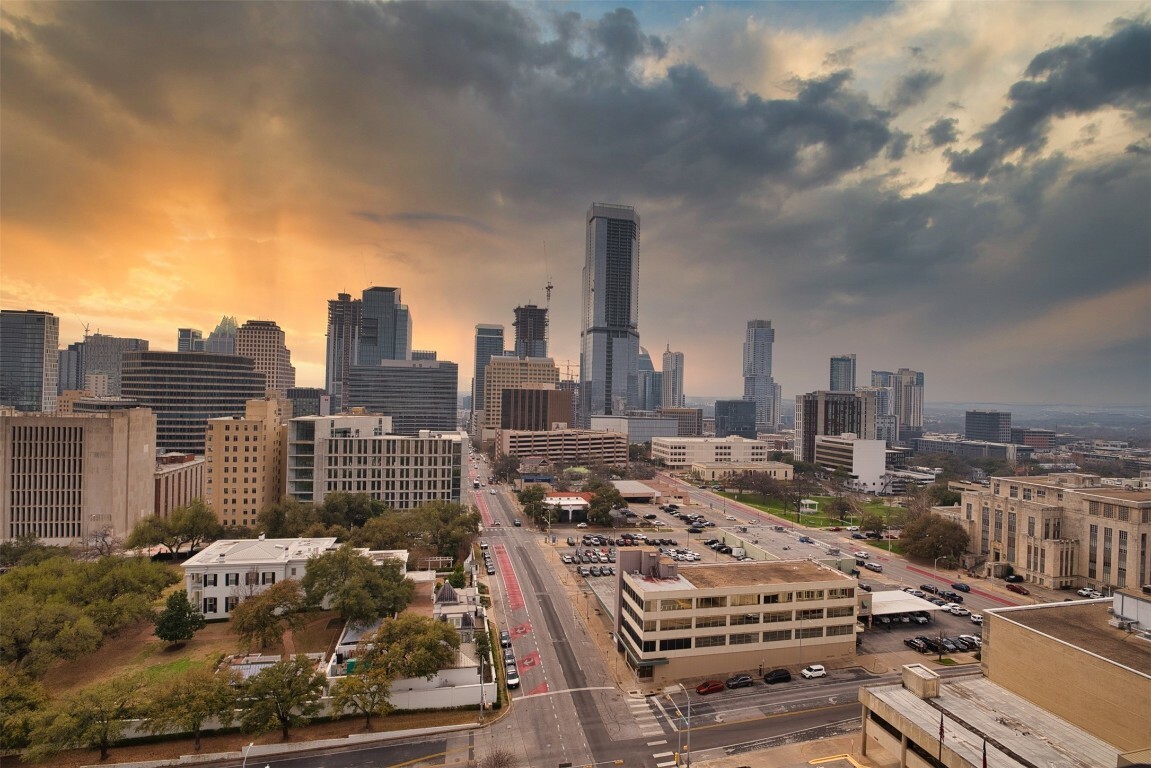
920;584;938;594
939;591;964;603
851;533;866;539
939;638;958;653
513;519;522;527
950;606;971;617
687;527;703;533
696;680;725;695
800;664;827;679
905;637;928;652
959;634;982;648
912;613;930;624
857;582;872;592
846;526;860;531
764;668;792;684
725;674;755;689
865;562;884;572
575;522;587;529
1004;574;1024;583
499;630;512;648
1076;587;1093;597
970;614;984;624
506;665;520;689
1006;583;1030;595
950;582;971;592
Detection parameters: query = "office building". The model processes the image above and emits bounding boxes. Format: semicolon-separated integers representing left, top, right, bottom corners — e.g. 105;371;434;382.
345;359;458;436
82;333;149;396
1011;427;1057;450
742;320;779;430
120;351;267;454
658;407;704;437
0;409;156;545
965;409;1012;443
794;390;878;463
590;414;679;445
154;453;205;520
177;328;204;352
287;415;462;509
205;398;289;529
0;309;59;413
472;324;505;430
873;368;924;434
58;342;85;394
875;413;899;447
829;354;856;392
513;304;548;358
235;319;296;398
911;436;1033;463
954;473;1151;591
580;203;641;424
286;387;330;419
637;347;662;411
203;316;238;355
661;345;685;408
359;286;411;365
714;399;758;439
615;554;858;684
500;388;573;431
813;433;887;492
690;461;792;483
497;428;628;467
651;435;772;468
325;292;362;412
481;356;560;435
61;393;139;415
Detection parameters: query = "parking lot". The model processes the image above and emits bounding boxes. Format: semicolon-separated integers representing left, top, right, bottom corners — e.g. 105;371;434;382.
859;586;983;657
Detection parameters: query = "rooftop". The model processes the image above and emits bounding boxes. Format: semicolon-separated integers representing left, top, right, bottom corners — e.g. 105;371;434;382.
993;600;1151;675
184;537;339;566
631;559;852;592
864;674;1118;768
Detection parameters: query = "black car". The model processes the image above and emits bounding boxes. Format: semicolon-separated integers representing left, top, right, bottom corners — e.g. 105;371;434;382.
904;637;928;652
857;582;872;592
725;674;755;689
939;591;964;603
920;584;938;594
763;668;792;684
687;526;703;533
1004;574;1024;583
950;582;971;592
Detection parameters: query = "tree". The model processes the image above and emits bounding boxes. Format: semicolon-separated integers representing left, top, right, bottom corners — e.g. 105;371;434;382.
827;496;855;522
0;534;62;568
860;511;886;536
0;593;102;675
0;669;46;751
125;515;184;557
899;515;970;560
82;526;119;557
240;656;326;741
492;454;521;484
230;579;306;650
320;492;386;529
145;667;239;750
478;748;521;768
153;591;207;646
171;499;222;554
585;479;625;526
258;497;321;539
359;613;460;680
28;675;146;761
331;664;394;730
447;565;466;589
302;544;415;628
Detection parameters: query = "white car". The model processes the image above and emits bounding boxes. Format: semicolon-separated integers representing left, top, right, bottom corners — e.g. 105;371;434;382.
846;526;860;531
576;522;588;529
489;489;497;495
725;515;737;521
970;614;984;625
959;634;983;648
950;606;970;617
800;664;827;679
853;551;870;559
942;603;960;612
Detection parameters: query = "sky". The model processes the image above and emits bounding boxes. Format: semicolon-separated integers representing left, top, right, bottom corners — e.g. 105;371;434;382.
2;1;1149;406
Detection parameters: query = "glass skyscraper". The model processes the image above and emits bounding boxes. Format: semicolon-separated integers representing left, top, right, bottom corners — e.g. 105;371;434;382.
829;353;857;392
359;287;412;366
472;324;505;429
0;309;60;413
743;319;778;430
580;203;640;425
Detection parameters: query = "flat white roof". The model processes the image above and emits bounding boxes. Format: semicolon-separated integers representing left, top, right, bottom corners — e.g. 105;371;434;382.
184;537;338;566
868;590;945;615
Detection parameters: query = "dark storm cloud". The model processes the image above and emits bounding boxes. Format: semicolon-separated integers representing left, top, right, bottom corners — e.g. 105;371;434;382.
948;19;1151;178
887;69;943;112
924;117;960;147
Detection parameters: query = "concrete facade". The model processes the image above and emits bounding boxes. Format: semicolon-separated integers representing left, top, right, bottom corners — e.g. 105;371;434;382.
236;320;296;398
498;428;628;467
615;554;858;685
154;453;206;519
690;460;793;483
590;414;679;445
481;356;560;434
652;435;772;468
814;433;888;492
0;409;156;545
205;398;289;529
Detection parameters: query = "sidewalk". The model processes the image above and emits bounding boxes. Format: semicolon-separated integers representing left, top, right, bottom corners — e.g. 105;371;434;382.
690;733;900;768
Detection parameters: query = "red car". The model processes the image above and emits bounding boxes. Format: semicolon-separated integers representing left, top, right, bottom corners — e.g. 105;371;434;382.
695;680;725;695
1006;583;1030;595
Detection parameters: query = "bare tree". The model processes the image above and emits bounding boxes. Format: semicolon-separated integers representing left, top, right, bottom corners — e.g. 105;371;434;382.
477;748;520;768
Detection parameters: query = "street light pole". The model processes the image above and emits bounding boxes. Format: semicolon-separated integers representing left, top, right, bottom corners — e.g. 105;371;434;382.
675;682;693;767
934;555;947;582
241;742;255;768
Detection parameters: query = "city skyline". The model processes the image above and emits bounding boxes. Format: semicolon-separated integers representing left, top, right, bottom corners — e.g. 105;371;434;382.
2;2;1148;405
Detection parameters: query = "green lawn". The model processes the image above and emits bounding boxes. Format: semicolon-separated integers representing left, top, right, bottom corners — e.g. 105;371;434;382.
720;492;907;531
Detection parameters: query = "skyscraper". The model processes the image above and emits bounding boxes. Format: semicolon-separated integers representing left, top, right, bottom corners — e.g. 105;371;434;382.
472;325;505;430
966;410;1012;443
580;203;640;425
359;286;411;365
871;368;925;435
325;292;362;412
177;328;204;352
829;354;857;392
513;304;548;358
714;400;758;439
662;344;685;408
0;309;59;413
637;347;662;411
345;360;458;436
203;316;238;354
794;390;878;463
742;320;778;430
236;319;296;398
82;333;150;396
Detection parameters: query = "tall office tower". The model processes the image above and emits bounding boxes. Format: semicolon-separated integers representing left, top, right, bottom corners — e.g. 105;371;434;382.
580;203;640;425
121;351;266;454
482;356;561;434
345;360;458;436
794;390;878;462
742;319;778;430
359;286;411;365
58;342;85;394
662;344;685;408
966;410;1012;443
287;387;330;418
0;309;60;413
893;368;925;432
557;380;580;429
203;316;238;354
325;292;362;413
856;385;893;416
500;388;574;430
0;408;156;545
82;333;149;396
829;354;857;392
637;347;662;410
714;399;758;439
472;325;505;430
513;304;548;358
205;398;289;529
236;320;296;398
177;328;204;352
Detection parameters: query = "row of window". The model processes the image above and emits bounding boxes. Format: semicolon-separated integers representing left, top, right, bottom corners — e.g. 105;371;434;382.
644;589;853;612
643;605;855;632
641;624;855;654
192;571;277;587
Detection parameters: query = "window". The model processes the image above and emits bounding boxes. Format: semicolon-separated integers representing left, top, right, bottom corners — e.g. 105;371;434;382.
696;596;727;610
764;592;793;604
225;573;239;586
660;617;693;631
762;629;792;643
730;613;760;626
660;598;692;612
729;632;758;645
261;572;276;585
225;596;238;612
203;573;217;587
796;608;824;621
763;611;793;623
730;593;760;607
695;615;726;629
828;588;854;599
202;597;218;614
796;590;825;601
659;637;692;652
827;606;855;618
796;626;823;640
826;624;854;637
695;635;726;648
246;570;259;586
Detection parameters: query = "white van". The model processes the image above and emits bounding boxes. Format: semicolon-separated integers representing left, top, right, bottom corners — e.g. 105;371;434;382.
865;562;884;573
